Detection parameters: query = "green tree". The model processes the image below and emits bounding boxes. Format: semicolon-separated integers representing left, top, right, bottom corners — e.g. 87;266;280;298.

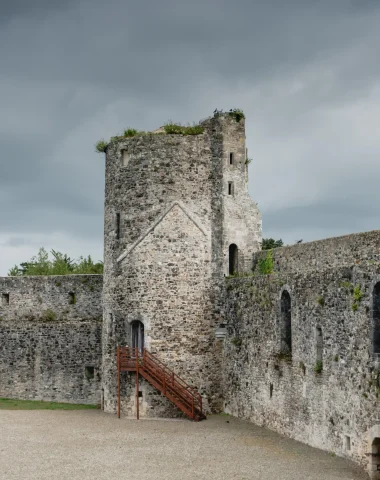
8;247;103;276
262;238;284;250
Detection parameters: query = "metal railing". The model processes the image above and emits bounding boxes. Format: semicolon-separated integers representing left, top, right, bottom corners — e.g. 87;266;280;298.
117;347;203;421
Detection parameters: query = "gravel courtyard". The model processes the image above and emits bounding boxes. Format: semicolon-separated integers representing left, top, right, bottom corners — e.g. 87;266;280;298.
0;410;368;480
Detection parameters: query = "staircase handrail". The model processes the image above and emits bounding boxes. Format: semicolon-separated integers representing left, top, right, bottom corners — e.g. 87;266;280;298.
118;346;203;414
142;349;203;407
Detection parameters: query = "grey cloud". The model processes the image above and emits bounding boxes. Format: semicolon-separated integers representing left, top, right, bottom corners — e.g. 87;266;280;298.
0;0;380;274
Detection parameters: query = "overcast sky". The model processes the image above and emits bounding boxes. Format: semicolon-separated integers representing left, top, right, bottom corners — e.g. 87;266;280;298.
1;0;379;275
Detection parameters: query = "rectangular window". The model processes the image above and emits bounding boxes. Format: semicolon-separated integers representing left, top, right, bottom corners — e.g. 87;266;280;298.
116;213;120;239
122;150;130;167
1;293;9;306
69;292;76;305
229;152;234;165
228;182;234;195
85;366;95;380
345;436;351;451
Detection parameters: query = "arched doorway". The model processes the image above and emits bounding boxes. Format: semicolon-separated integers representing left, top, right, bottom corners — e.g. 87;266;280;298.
370;438;380;479
131;321;144;352
229;244;238;275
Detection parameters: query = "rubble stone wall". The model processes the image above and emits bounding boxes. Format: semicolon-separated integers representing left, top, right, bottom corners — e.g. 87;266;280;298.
223;240;380;476
0;275;103;404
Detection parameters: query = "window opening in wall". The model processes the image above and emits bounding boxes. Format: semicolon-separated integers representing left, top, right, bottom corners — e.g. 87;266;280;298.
131;321;144;353
69;292;76;305
316;326;323;362
229;152;234;165
116;213;120;240
122;150;130;167
85;366;95;380
1;293;9;306
228;182;234;196
228;244;238;275
280;290;292;354
270;383;273;399
373;283;380;355
138;391;143;398
345;436;351;451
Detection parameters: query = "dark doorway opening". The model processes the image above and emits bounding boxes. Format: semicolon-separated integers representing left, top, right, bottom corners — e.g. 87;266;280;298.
131;321;144;352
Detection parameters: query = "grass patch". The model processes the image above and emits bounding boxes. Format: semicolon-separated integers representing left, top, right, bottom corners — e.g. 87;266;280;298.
0;398;99;410
123;128;140;137
164;123;204;135
40;308;57;322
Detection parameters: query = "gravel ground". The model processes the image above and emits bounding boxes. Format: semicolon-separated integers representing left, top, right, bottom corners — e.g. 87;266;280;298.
0;410;368;480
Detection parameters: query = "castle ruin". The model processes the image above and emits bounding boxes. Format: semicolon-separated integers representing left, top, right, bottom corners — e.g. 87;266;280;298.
1;111;380;478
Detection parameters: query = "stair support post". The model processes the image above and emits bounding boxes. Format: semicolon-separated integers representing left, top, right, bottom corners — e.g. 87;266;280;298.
136;348;140;420
117;347;121;419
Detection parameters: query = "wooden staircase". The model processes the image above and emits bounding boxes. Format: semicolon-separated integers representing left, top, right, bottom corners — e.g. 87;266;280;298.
117;347;206;422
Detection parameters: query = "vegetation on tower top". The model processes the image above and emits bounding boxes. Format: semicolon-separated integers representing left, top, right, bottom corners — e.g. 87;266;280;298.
95;120;205;153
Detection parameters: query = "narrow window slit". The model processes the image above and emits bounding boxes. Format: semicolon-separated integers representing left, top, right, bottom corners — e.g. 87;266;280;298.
116;213;120;240
281;291;292;354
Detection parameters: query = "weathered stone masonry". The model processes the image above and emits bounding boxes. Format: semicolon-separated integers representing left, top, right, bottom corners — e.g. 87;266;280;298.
3;110;380;478
101;113;261;417
0;275;103;404
223;230;380;478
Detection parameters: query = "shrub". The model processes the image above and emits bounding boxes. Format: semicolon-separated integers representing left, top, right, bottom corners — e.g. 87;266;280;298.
262;238;283;250
95;140;108;153
259;250;274;274
228;108;245;122
314;360;323;374
354;285;363;303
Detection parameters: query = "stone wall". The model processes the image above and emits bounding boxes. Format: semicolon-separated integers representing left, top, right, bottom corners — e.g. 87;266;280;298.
102;113;261;417
0;275;103;404
223;251;380;477
253;229;380;274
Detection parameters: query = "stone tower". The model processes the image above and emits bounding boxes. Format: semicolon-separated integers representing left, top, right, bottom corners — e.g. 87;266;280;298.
101;111;261;417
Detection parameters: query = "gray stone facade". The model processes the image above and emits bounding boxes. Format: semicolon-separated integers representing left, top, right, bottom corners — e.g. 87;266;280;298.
102;113;261;416
223;230;380;479
2;110;380;477
0;275;103;404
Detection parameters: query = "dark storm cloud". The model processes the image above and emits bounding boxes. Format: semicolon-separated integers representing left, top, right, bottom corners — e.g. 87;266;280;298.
0;0;77;20
0;0;380;273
